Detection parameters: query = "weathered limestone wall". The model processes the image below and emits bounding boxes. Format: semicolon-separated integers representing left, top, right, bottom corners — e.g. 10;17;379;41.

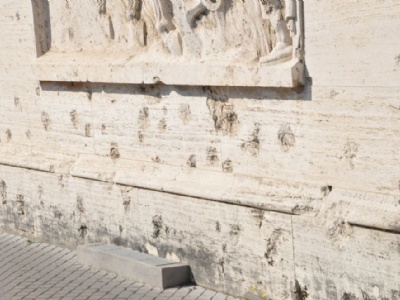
0;1;399;299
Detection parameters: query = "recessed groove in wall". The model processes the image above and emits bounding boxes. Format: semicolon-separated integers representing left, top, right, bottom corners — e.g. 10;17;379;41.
0;162;55;175
349;222;400;235
71;174;299;216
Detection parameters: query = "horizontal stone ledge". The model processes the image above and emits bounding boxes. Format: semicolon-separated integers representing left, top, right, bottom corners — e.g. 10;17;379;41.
0;150;321;215
77;243;191;289
0;151;399;230
35;51;305;88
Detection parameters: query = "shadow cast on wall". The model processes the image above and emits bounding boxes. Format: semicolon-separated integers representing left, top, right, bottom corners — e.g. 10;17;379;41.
40;81;313;102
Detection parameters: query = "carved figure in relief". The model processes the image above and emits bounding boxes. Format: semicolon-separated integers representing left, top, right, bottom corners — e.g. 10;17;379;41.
151;0;183;56
259;0;296;63
127;0;140;21
97;0;107;15
159;0;225;57
186;0;225;25
97;0;115;40
126;0;147;47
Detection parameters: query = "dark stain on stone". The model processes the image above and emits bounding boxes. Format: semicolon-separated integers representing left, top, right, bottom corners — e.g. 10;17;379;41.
206;100;239;136
241;123;261;157
6;129;12;142
38;185;44;206
14;96;22;111
396;54;400;66
215;221;221;232
179;104;191;124
138;131;144;143
204;87;229;102
76;196;84;213
85;124;92;137
252;209;264;228
222;160;233;173
329;90;339;99
217;258;225;275
294;280;308;300
112;236;148;254
222;243;227;253
342;141;358;169
206;147;220;167
110;142;120;159
361;290;372;300
152;156;162;163
70;110;78;128
341;292;357;300
152;215;163;238
101;124;107;135
264;229;282;266
138;107;149;130
26;130;31;139
278;124;295;151
229;224;241;236
78;224;88;238
121;189;131;213
158;118;167;131
86;88;93;101
119;225;123;234
17;194;25;215
392;290;400;300
54;209;63;219
165;226;170;235
58;175;65;189
292;205;313;215
41;112;51;131
325;279;338;299
187;155;196;168
68;27;74;40
252;209;264;220
1;180;7;205
204;87;239;135
321;185;333;196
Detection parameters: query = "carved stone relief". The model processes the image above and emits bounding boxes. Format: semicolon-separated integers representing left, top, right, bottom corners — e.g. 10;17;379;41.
34;0;305;87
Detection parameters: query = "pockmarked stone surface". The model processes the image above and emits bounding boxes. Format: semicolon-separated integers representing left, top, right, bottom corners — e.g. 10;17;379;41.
1;0;400;299
0;233;238;300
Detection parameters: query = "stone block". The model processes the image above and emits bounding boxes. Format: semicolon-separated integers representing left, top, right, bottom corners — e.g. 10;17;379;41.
77;243;192;289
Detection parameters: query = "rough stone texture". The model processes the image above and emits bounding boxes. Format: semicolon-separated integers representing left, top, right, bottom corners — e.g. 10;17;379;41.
0;0;400;299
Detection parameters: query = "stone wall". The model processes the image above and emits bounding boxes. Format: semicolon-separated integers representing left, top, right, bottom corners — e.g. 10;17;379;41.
0;1;399;299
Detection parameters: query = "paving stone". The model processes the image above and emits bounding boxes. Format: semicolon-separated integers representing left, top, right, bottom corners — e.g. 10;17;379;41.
0;233;234;300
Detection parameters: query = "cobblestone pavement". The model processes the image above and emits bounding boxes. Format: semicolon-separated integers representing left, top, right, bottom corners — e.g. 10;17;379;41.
0;233;239;300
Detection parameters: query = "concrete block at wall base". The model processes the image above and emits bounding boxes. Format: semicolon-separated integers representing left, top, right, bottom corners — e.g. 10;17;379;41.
77;243;192;289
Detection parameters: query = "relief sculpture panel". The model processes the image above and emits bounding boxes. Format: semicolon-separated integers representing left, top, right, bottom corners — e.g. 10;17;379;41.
34;0;305;87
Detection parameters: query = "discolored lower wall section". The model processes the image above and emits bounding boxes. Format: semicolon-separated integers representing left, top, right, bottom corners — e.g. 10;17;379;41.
0;165;399;299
